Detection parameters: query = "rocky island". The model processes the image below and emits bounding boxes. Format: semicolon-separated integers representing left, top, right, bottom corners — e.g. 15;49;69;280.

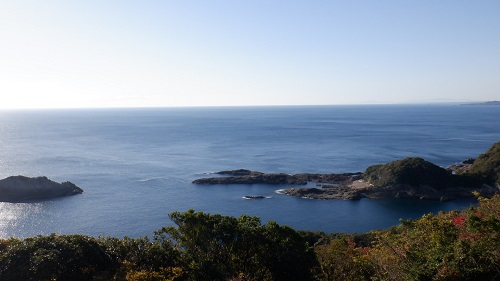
193;142;500;201
0;176;83;202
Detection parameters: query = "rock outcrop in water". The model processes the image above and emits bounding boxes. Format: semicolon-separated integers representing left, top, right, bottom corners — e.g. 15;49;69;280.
193;142;500;201
193;170;362;185
0;176;83;202
193;171;308;185
193;170;367;199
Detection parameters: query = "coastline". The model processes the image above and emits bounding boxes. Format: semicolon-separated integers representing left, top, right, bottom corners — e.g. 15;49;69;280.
193;142;500;201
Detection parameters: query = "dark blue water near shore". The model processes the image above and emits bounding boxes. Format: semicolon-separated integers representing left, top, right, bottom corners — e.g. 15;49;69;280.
0;104;498;238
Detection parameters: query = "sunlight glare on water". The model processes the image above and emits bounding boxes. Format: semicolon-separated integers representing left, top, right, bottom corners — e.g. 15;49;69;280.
0;203;44;238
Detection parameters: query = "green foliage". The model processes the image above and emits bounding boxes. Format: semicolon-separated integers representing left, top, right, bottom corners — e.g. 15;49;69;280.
469;141;500;185
364;157;452;188
0;234;183;280
315;236;375;280
97;235;182;280
118;261;184;281
297;230;327;246
0;234;114;281
156;210;317;281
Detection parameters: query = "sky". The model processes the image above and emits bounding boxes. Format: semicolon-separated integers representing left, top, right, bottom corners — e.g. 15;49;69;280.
0;1;499;109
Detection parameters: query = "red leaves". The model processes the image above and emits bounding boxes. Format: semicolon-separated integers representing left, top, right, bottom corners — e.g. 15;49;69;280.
451;214;484;241
452;216;465;228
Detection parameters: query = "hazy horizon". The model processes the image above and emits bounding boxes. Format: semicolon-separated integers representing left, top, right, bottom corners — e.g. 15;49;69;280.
1;101;498;112
1;1;499;109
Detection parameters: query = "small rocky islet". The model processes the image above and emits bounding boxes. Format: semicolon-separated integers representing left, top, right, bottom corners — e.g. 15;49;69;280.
0;176;83;202
193;141;500;201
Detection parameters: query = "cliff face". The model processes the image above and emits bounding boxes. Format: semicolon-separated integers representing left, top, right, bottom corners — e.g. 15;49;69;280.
0;176;83;202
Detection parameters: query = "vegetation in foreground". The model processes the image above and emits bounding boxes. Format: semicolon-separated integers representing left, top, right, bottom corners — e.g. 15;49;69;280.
0;195;499;280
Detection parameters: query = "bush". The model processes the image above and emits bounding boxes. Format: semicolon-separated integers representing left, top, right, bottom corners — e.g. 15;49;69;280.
156;210;318;281
98;235;182;280
0;234;114;281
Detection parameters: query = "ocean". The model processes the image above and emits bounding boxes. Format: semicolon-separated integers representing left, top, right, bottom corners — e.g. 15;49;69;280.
0;104;498;238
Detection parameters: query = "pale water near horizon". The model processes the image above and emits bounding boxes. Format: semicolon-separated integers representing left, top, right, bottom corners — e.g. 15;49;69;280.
0;105;498;238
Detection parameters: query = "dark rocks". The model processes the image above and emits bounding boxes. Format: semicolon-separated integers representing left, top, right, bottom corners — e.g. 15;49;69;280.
316;184;339;188
382;184;498;201
295;173;363;184
0;176;83;202
193;170;362;186
463;158;475;165
280;186;364;200
194;170;368;200
193;172;308;185
243;195;267;199
215;169;259;176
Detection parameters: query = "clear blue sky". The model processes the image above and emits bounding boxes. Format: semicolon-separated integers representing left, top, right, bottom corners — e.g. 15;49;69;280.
1;1;499;108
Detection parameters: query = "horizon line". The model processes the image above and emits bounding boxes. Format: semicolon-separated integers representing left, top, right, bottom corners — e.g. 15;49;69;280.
0;101;497;111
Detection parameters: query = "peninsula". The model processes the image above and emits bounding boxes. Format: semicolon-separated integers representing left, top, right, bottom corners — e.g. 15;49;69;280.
193;142;500;201
0;176;84;202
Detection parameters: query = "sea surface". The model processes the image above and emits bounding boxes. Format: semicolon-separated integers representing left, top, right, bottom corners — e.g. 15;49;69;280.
0;104;498;238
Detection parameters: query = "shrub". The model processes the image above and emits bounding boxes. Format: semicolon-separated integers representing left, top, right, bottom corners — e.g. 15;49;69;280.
156;210;317;281
0;234;114;281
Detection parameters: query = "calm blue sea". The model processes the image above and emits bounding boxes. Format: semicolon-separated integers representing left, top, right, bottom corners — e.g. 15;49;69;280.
0;105;498;238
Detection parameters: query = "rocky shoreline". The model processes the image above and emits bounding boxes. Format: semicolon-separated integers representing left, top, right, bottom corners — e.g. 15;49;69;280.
277;179;370;200
194;166;498;201
192;141;500;201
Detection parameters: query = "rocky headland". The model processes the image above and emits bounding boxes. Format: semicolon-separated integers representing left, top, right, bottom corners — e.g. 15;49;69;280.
193;142;500;201
0;176;83;202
